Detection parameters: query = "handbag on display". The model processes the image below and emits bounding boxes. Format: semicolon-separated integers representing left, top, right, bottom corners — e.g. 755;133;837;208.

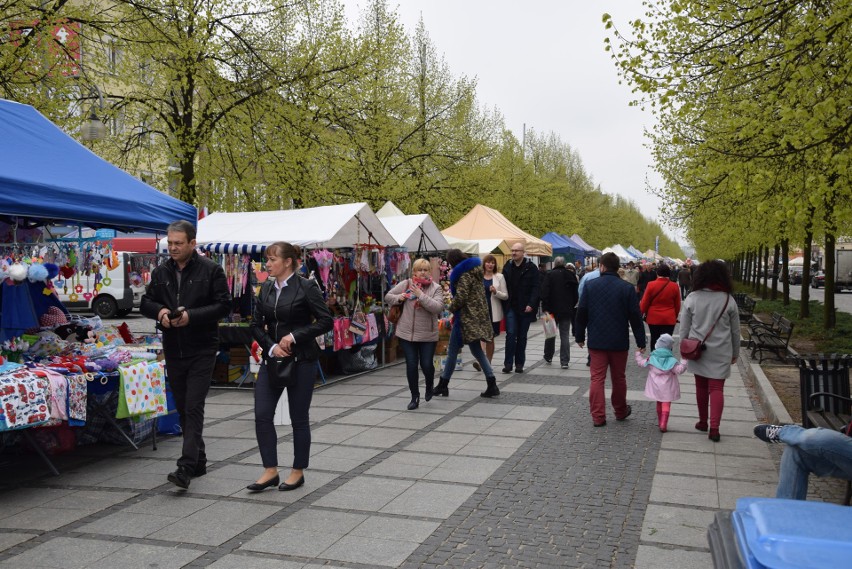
679;295;730;361
265;355;297;389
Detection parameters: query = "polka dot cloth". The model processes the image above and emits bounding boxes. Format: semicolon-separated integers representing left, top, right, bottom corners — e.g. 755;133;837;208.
39;306;68;328
119;361;167;418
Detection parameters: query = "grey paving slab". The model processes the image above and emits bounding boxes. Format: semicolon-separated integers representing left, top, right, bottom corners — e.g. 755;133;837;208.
207;463;261;480
88;543;205;569
650;474;718;508
275;507;367;532
166;474;247;496
718;479;776;509
423;455;504;484
342;426;416;449
634;544;712;569
0;532;36;551
314;476;413;511
461;402;516;418
378;411;444;430
203;437;259;461
43;489;137;511
434;416;497;434
487;418;545;437
1;536;125;568
149;501;281;545
76;511;178;538
0;505;96;531
351;515;441;543
311;423;369;444
238;442;331;466
124;494;215;517
239;526;340;557
204;403;251;419
716;454;778;482
309;406;348;422
203;419;257;438
333;409;400;426
404;431;476;454
206;553;305;569
380;481;478;518
366;452;451;478
457;436;526;459
322;534;419;567
369;396;467;413
640;504;717;548
310;445;384;472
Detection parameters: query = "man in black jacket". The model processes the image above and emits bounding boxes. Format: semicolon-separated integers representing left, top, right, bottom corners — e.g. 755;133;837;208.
501;242;540;373
141;220;231;489
541;257;579;368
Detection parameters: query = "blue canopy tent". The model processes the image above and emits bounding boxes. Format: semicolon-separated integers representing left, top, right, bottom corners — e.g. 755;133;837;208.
626;245;645;260
0;99;196;232
541;232;584;262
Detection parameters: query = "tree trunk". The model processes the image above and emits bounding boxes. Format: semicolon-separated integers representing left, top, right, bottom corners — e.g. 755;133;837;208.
762;246;770;299
825;233;836;329
781;239;790;306
801;231;812;319
771;244;780;301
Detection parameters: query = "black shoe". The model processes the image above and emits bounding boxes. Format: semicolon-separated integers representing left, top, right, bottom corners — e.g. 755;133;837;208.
192;464;207;478
515;367;524;374
544;359;552;364
616;405;632;421
593;420;607;427
167;467;191;489
433;378;449;397
407;397;420;410
279;475;305;491
472;361;482;372
501;366;513;373
480;377;500;398
246;475;280;493
424;379;434;402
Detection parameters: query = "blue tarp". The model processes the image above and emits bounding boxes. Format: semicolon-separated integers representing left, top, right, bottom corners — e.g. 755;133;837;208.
0;99;196;232
541;232;584;258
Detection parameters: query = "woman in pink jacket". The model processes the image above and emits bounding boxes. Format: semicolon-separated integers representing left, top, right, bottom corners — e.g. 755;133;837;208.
635;334;687;432
385;258;445;410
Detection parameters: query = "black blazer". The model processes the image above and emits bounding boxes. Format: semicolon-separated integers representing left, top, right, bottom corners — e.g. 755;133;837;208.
250;275;334;361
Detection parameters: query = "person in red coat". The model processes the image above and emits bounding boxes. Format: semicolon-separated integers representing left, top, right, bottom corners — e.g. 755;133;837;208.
640;264;681;351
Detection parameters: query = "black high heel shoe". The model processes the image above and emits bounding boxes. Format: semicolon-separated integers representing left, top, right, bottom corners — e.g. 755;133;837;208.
246;475;280;493
279;475;305;491
407;397;420;410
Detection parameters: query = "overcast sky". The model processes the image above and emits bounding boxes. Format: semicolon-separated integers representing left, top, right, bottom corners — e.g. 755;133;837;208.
340;1;685;245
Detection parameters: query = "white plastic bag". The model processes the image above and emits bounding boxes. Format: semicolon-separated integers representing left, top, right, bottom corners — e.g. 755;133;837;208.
542;312;557;339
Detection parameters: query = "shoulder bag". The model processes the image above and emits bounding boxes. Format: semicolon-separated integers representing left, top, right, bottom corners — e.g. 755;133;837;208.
642;280;673;321
680;294;730;360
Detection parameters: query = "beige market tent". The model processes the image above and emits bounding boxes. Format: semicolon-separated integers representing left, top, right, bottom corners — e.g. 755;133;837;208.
441;204;553;257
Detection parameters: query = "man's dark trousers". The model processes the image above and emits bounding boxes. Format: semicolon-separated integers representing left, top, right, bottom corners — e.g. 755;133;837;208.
165;353;216;474
504;308;533;369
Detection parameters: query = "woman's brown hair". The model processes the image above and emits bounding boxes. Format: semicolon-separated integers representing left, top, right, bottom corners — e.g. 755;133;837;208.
482;254;498;272
266;241;300;265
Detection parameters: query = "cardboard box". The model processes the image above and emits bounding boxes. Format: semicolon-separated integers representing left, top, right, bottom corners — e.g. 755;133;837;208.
229;346;249;366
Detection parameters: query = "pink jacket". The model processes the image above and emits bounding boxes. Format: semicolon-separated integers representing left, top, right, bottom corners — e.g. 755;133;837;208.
385;279;445;342
635;351;686;402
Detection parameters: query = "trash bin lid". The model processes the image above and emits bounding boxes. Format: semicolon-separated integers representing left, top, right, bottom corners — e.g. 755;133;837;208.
733;497;852;569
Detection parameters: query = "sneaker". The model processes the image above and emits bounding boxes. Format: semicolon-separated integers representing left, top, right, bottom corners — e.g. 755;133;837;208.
515;367;524;374
561;364;569;369
501;366;513;374
754;424;784;443
544;359;552;365
167;467;191;489
472;361;482;372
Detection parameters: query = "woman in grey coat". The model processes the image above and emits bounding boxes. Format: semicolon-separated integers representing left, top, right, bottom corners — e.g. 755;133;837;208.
676;260;740;442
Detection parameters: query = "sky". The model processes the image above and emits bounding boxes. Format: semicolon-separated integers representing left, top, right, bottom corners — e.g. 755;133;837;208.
340;1;685;246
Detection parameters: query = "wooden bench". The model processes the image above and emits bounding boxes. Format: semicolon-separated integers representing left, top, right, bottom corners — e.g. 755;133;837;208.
737;295;757;322
749;316;794;363
747;311;782;337
797;355;852;504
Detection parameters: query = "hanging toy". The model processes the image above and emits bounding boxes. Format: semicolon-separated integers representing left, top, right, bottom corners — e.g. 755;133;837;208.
8;263;28;282
105;250;120;271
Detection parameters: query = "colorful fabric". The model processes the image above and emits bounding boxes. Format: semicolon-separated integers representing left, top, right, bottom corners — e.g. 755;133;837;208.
39;306;69;328
0;369;50;430
117;361;167;419
67;373;87;426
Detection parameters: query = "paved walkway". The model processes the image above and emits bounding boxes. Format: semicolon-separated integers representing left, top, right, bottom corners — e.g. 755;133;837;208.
0;330;784;568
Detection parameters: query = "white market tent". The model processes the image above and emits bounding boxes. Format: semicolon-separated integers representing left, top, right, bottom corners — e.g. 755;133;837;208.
643;249;664;261
442;237;504;256
379;214;450;252
375;201;406;218
603;244;633;264
160;203;397;253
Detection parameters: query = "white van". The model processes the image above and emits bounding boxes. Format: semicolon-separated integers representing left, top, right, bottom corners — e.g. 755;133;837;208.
53;252;157;318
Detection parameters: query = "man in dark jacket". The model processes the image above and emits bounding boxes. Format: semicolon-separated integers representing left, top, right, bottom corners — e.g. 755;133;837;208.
575;252;646;427
541;257;579;368
141;220;231;489
637;263;657;299
501;242;540;373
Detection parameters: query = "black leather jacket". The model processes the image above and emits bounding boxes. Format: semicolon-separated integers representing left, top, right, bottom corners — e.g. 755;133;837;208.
140;251;232;357
502;258;541;312
251;275;334;361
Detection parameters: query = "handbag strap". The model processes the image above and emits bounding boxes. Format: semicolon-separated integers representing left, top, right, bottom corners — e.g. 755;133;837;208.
700;294;730;342
644;280;670;312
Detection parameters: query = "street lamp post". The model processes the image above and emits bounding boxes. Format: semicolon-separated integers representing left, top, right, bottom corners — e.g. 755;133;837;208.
80;85;106;143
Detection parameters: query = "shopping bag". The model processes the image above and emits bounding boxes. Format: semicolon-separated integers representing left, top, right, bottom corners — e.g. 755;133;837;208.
542;312;558;339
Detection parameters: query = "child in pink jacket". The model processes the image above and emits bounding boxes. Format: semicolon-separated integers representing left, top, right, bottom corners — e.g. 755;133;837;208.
635;333;687;432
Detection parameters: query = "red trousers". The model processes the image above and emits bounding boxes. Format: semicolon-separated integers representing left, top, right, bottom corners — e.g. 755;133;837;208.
694;374;725;430
589;349;629;423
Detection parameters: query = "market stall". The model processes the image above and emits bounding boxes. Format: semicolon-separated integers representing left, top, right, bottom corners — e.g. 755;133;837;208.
0;99;196;473
441;204;553;263
540;232;585;263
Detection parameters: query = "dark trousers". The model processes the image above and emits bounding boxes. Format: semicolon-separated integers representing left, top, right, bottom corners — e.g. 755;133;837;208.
543;311;573;365
504;308;534;369
399;339;437;397
164;353;216;473
647;324;675;352
254;360;316;469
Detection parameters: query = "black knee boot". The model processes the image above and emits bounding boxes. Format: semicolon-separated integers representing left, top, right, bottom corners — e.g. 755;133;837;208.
480;376;500;398
424;377;434;401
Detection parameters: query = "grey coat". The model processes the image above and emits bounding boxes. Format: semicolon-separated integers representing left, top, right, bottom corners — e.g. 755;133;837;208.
676;289;740;379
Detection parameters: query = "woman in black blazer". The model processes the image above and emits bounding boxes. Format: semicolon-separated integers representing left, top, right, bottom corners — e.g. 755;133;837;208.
247;241;333;492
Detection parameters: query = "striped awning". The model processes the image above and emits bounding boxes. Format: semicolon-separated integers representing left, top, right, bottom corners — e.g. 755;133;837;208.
202;243;267;255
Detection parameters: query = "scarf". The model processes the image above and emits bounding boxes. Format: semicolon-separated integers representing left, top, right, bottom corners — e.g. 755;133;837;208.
412;276;432;287
648;347;678;371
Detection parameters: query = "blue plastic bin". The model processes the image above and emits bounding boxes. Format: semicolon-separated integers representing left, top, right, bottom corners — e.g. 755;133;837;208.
732;497;852;569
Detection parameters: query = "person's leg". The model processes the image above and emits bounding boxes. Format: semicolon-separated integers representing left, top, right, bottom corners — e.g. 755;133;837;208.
588;349;609;425
514;311;534;369
774;425;852;499
467;341;494;377
543;335;555;363
708;378;725;430
609;350;629;419
485;338;495;363
503;308;518;369
164;357;189;445
440;326;462;383
254;364;284;470
398;339;420;399
557;315;571;366
660;401;671;432
695;375;709;430
285;360;316;484
175;354;215;473
647;325;662;353
418;341;436;400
